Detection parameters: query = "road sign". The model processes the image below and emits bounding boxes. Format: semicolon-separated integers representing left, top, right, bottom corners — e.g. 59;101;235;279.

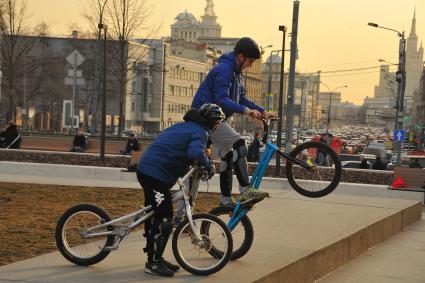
64;77;85;85
66;49;85;68
393;129;405;142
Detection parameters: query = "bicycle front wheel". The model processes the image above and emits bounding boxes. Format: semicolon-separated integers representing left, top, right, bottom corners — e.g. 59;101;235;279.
55;204;115;266
172;213;233;276
286;141;342;198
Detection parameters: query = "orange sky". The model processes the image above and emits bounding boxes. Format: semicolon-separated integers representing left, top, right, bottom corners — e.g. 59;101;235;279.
28;0;424;105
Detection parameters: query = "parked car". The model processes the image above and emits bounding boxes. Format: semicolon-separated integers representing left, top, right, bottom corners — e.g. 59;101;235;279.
341;160;372;169
338;154;362;162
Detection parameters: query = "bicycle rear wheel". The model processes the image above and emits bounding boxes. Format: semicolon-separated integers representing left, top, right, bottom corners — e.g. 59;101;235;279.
55;204;115;266
286;141;342;198
209;205;254;260
172;213;232;276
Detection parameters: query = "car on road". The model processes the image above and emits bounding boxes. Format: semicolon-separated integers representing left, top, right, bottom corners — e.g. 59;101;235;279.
341;160;372;169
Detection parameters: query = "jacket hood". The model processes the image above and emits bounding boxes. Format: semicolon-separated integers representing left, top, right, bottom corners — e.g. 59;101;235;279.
6;125;18;132
183;108;210;130
218;52;241;74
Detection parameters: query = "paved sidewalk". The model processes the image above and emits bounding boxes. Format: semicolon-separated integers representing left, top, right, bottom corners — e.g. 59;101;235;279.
0;190;421;283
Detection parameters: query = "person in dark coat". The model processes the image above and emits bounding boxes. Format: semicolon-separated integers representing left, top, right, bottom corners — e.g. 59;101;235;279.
137;104;222;277
409;158;423;168
247;132;262;162
358;158;370;169
372;156;386;170
70;130;87;152
0;121;21;149
121;133;140;155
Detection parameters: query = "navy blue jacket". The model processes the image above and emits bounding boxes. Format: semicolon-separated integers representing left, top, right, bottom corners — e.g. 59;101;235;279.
137;121;212;187
192;52;264;118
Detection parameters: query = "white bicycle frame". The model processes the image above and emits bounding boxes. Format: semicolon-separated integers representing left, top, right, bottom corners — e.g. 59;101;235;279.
81;166;203;250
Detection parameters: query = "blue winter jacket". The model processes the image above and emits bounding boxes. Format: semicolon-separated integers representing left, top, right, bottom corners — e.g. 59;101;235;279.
192;52;264;118
137;121;212;187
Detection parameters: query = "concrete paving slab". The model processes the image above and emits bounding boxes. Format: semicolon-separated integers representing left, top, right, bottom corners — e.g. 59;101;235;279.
0;191;421;283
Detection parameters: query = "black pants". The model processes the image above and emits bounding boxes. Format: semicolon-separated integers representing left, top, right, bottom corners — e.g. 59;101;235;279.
137;171;173;260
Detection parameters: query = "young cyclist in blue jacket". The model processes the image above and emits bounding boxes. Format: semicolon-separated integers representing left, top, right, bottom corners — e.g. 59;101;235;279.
192;37;276;205
137;103;224;277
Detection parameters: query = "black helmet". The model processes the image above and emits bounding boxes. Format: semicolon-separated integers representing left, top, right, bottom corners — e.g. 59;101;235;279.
199;103;225;129
234;37;261;59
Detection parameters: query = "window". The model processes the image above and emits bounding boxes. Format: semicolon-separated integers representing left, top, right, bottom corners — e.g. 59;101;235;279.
142;77;148;96
131;102;136;112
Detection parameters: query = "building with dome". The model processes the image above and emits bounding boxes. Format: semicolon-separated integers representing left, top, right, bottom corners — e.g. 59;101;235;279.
169;0;265;133
171;0;221;42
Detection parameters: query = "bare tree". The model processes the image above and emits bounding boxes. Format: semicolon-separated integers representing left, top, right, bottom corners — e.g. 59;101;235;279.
82;0;158;135
0;0;42;122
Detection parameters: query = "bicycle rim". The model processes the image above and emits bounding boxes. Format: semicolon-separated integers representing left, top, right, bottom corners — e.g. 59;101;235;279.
62;211;109;259
173;215;231;275
286;141;342;198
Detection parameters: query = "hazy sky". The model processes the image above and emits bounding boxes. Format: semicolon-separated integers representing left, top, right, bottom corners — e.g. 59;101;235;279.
27;0;424;105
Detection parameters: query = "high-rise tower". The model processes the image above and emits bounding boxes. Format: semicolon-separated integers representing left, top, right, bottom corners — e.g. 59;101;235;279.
405;9;424;113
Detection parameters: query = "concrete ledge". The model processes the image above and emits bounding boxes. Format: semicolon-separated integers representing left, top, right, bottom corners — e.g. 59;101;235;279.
0;148;131;168
254;201;422;283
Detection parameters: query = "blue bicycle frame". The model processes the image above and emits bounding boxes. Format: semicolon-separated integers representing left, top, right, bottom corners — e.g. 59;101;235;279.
227;141;278;230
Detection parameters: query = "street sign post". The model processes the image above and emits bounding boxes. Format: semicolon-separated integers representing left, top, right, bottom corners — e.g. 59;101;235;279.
393;129;405;142
65;49;85;133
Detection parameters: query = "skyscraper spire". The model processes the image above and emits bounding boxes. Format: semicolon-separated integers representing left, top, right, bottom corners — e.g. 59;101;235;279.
204;0;216;17
410;7;416;36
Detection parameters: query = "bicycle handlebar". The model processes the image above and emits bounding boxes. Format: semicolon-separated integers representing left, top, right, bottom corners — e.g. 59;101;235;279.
260;118;278;144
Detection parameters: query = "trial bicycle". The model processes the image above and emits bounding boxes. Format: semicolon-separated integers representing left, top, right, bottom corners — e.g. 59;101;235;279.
55;166;233;276
208;118;342;260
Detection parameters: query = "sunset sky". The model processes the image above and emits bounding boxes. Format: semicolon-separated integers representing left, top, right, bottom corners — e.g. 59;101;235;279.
27;0;424;105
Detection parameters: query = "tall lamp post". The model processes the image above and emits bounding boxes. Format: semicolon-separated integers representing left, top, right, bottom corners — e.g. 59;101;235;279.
275;25;288;177
320;82;348;128
98;0;108;161
368;22;406;165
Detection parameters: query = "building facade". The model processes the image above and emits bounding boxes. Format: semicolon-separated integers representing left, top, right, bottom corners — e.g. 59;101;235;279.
374;65;396;99
261;54;321;130
412;67;425;127
0;34;131;133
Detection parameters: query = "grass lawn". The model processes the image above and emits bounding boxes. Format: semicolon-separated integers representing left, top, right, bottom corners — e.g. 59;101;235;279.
0;182;220;266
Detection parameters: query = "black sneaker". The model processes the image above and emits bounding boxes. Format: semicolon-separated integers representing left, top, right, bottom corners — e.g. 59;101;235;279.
144;260;175;277
162;258;180;272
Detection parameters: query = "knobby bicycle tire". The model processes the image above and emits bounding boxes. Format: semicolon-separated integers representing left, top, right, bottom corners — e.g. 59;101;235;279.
55;204;115;266
172;213;233;276
209;205;254;260
286;141;342;198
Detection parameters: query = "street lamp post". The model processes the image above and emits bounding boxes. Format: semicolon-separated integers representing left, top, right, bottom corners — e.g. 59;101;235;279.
368;22;406;165
98;0;108;161
275;25;287;177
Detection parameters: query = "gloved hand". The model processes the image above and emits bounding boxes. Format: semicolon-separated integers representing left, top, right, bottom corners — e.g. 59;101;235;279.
201;165;216;181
